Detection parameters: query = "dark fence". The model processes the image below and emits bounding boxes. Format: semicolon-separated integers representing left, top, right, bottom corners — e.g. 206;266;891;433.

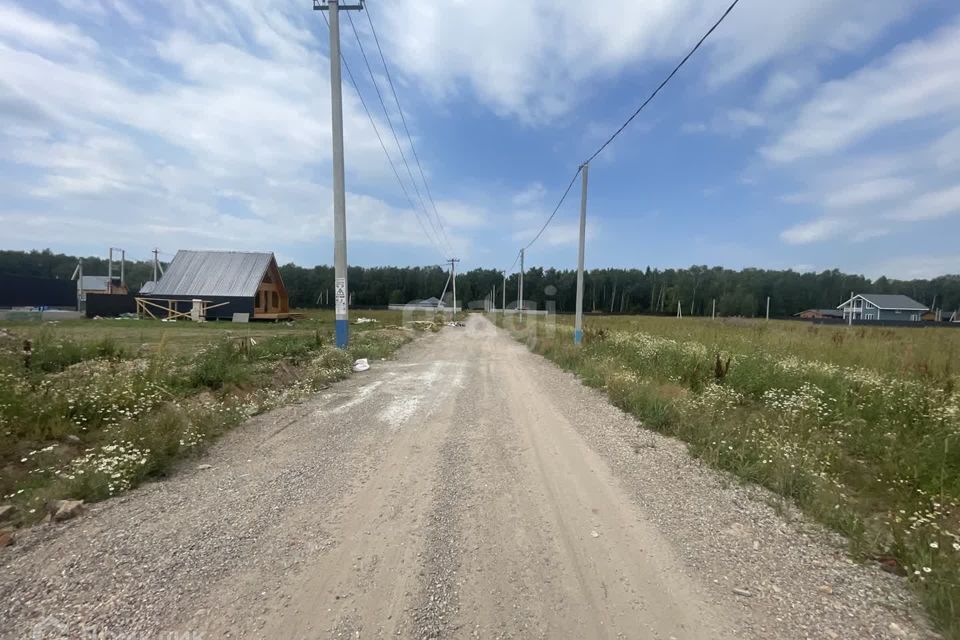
811;317;960;329
85;293;137;318
0;274;75;308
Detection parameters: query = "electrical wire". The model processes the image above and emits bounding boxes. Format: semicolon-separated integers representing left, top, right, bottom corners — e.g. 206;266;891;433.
585;0;740;165
345;10;452;255
320;10;447;259
523;166;582;251
364;3;453;253
522;0;741;251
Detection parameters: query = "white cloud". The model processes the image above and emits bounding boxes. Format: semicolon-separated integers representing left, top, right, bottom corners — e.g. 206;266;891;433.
512;182;546;207
822;177;915;209
510;220;596;248
851;227;890;243
704;1;908;87
757;20;960;251
889;185;960;222
757;69;817;108
780;217;845;245
0;3;98;54
379;0;909;124
0;1;480;261
763;20;960;163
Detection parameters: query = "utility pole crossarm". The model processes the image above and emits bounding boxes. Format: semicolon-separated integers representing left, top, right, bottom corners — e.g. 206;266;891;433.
313;0;364;10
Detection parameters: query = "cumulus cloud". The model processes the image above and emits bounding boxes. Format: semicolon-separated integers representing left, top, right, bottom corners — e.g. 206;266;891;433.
780;217;846;245
0;0;480;261
764;20;960;248
763;21;960;163
378;0;908;125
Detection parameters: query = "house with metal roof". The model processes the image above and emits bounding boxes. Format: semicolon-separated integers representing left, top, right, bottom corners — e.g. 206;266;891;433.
140;250;290;320
837;293;929;322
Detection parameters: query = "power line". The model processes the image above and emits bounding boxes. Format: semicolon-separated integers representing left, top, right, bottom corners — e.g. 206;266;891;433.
585;0;741;165
522;0;741;250
523;166;582;250
344;9;451;255
364;3;453;252
320;10;446;259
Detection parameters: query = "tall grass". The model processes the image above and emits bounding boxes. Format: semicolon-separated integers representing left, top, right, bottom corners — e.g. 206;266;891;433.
0;325;411;527
499;315;960;638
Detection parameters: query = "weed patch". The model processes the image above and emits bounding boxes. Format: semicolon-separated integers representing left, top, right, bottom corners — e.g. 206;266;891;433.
495;314;960;638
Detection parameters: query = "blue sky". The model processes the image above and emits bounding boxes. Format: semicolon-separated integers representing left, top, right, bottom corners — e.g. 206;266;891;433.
1;1;959;279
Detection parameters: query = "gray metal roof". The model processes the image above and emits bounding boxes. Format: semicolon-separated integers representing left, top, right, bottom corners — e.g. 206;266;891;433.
150;250;274;298
839;293;929;310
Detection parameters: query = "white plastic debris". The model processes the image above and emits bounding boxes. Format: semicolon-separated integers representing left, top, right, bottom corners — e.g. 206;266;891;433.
352;358;370;372
353;317;378;324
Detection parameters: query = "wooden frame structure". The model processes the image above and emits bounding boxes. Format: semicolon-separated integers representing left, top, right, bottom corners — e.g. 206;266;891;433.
135;297;229;321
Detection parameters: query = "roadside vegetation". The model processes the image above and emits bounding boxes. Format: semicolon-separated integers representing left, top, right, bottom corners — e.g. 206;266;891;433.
0;310;419;527
497;314;960;638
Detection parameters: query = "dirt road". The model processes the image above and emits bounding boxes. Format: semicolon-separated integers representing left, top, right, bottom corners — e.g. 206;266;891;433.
0;316;929;639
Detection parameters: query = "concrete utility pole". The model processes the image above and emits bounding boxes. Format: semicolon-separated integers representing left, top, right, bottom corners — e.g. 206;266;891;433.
574;163;589;344
152;248;160;283
518;248;525;318
766;296;770;321
502;272;506;314
315;0;364;348
448;258;460;316
712;298;716;319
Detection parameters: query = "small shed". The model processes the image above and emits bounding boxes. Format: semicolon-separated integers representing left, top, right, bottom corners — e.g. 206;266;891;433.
140;250;290;320
837;294;928;322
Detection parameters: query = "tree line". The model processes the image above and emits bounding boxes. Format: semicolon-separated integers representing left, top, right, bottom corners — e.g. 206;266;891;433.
3;249;959;317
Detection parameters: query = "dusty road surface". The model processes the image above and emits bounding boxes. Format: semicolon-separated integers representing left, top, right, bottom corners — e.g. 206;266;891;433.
0;315;930;639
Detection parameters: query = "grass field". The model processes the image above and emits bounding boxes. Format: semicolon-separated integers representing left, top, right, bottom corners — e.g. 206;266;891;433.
0;309;436;528
497;313;960;638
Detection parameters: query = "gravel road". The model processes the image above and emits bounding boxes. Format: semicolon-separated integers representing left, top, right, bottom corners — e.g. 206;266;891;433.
0;315;933;639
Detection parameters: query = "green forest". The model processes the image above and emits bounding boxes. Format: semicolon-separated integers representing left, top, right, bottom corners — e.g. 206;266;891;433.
3;249;959;317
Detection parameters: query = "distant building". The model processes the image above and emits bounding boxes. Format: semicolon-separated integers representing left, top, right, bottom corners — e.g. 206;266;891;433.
140;250;289;320
795;308;843;320
837;294;928;322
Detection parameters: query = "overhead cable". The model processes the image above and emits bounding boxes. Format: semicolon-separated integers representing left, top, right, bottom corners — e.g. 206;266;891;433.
320;10;446;258
523;0;741;250
364;3;453;252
